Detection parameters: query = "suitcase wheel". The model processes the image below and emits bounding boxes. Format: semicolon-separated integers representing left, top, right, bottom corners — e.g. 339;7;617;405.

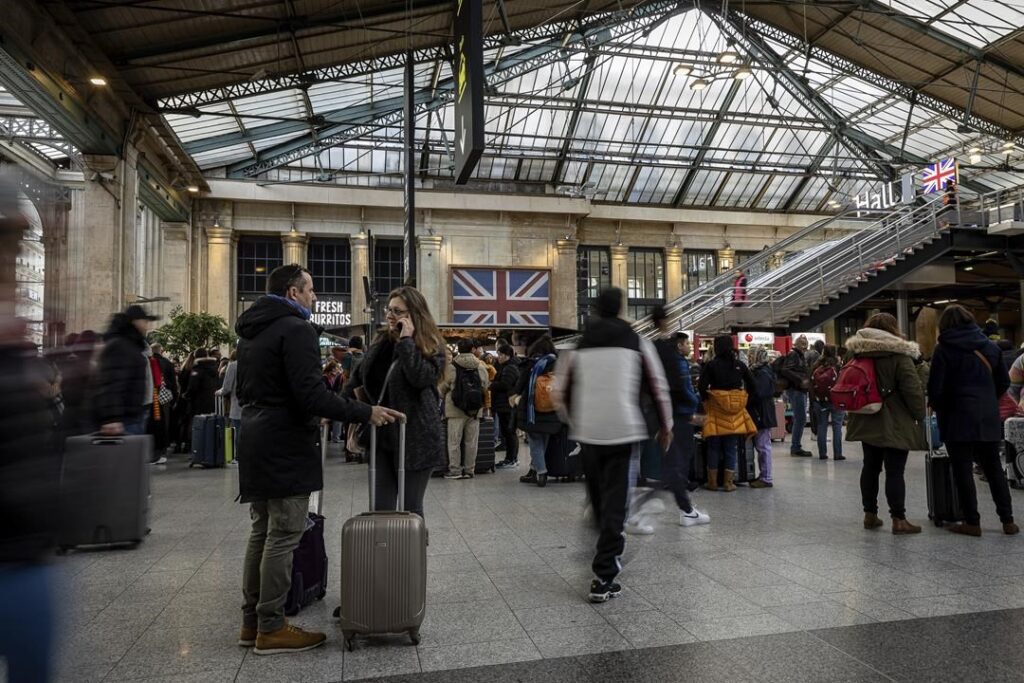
408;629;420;645
343;632;356;651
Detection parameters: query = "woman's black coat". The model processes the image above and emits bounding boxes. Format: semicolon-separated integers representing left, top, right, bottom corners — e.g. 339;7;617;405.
928;323;1010;443
347;335;446;472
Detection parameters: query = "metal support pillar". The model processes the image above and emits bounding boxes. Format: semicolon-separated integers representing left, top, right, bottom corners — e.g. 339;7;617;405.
403;50;416;287
896;291;910;338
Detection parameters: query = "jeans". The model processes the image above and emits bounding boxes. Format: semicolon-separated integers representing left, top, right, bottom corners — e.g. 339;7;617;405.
787;390;808;452
813;401;845;459
664;418;695;512
373;449;432;519
707;435;739;471
0;563;54;683
124;413;148;436
753;428;773;483
860;443;908;519
242;495;310;632
947;441;1014;525
447;416;480;475
331;420;343;442
582;443;635;582
496;410;518;463
528;433;550;474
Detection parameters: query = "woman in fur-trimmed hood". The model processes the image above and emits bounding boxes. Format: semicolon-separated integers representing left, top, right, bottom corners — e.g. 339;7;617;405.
845;314;927;535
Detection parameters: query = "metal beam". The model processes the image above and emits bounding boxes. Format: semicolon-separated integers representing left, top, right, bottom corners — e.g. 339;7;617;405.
743;16;1024;147
672;79;744;206
227;0;689;178
551;55;597;185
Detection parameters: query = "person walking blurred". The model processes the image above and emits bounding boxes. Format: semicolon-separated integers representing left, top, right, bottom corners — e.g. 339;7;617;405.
928;304;1017;536
95;305;159;438
698;335;756;492
845;313;926;535
556;288;673;603
650;306;710;525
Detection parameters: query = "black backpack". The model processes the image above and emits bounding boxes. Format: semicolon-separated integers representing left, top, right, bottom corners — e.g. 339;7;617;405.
451;364;484;414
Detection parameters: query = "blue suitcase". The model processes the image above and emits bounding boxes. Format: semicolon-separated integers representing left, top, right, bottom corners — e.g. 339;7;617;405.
190;414;225;468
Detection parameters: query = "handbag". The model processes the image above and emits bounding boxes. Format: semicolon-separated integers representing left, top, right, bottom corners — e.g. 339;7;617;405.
353;361;398;451
158;383;174;406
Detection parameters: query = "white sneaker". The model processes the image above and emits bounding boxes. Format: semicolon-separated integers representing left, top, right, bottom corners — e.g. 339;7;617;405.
679;508;711;527
625;516;655;535
151;456;168;465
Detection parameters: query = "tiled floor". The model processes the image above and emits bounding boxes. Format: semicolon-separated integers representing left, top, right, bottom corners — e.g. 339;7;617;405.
52;437;1024;682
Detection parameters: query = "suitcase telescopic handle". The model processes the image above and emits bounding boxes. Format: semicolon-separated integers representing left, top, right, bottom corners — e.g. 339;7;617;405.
368;415;408;513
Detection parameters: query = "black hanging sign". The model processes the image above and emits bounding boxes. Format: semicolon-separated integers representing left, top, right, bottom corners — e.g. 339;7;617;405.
453;0;484;184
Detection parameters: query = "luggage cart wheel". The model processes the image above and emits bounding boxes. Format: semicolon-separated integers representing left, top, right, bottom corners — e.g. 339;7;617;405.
409;629;420;645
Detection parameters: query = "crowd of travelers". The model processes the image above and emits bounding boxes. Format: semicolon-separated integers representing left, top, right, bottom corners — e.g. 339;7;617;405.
2;248;1022;666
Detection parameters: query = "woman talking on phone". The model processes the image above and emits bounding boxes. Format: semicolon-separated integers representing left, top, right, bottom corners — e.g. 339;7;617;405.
345;286;446;518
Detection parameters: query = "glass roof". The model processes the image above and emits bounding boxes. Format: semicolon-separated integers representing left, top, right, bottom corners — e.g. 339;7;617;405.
885;0;1024;48
161;5;1024;210
0;86;75;166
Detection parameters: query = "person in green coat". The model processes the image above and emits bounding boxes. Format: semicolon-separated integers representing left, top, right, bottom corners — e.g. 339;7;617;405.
845;313;927;535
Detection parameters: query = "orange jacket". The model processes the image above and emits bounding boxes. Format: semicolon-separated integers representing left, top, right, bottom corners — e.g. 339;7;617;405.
702;389;756;438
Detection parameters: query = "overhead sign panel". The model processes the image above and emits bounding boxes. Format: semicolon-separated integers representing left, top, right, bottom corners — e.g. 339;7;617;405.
453;0;484;184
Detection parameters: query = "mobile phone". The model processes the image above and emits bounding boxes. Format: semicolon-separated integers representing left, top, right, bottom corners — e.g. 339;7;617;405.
396;320;405;335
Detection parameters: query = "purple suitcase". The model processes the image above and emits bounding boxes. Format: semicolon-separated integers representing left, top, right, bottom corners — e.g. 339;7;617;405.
284;424;330;615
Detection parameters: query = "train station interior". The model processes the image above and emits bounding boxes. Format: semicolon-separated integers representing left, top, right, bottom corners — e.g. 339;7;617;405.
2;1;1024;682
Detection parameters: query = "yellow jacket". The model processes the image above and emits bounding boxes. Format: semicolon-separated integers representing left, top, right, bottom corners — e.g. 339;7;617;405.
703;389;756;438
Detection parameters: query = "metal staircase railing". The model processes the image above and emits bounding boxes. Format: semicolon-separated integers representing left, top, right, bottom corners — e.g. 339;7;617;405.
637;195;953;337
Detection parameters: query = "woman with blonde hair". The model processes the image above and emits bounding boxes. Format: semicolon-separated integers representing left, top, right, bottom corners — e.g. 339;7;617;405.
346;286;445;518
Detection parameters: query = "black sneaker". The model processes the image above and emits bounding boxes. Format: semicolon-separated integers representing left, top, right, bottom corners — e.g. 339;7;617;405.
834;455;847;461
495;459;516;469
520;469;537;483
458;472;474;480
589;579;623;603
791;450;813;457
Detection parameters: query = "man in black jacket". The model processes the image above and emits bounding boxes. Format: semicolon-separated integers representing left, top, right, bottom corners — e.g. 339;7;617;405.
95;304;158;437
235;264;400;656
493;344;520;468
782;335;813;457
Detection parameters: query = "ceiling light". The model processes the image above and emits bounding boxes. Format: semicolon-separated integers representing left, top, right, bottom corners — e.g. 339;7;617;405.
969;153;982;164
673;64;692;77
717;50;739;64
969;146;981;154
964;266;974;271
689;77;709;91
88;76;108;86
733;67;752;80
1003;140;1015;150
186;185;199;193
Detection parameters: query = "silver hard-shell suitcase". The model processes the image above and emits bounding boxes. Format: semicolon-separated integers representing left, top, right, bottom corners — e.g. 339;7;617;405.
339;418;426;650
59;434;152;551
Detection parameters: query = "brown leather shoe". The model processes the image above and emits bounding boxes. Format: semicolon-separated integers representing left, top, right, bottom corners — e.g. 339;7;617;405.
863;513;884;530
947;523;982;537
891;518;922;535
722;470;737;492
254;623;327;655
238;626;257;647
749;478;773;488
1004;522;1020;535
704;469;718;491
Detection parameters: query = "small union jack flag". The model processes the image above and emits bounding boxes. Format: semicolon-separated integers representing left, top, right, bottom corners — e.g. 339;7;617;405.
451;268;550;326
921;157;958;194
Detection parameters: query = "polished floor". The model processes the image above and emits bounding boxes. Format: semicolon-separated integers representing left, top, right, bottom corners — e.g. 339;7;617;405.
53;437;1024;682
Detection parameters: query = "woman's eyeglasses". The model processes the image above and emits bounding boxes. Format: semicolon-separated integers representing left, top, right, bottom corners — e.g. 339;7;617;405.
385;307;408;317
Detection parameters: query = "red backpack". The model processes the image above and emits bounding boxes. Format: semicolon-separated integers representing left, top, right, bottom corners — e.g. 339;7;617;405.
811;364;839;401
830;357;884;414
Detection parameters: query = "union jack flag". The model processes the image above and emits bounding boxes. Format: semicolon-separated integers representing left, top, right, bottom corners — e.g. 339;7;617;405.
921;157;958;194
451;268;550;326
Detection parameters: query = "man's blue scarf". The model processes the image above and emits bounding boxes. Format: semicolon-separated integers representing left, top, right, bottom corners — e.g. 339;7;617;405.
526;354;556;425
268;294;312;320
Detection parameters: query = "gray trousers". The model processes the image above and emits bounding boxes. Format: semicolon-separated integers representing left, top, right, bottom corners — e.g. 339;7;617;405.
242;495;309;632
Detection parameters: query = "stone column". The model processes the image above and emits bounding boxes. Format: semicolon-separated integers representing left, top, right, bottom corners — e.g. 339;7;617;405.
350;233;370;327
610;244;629;314
896;291;910;338
717;247;736;275
552;238;578;329
281;231;308;267
417;234;444;322
161;222;191;316
205;226;235;325
79;152;139;330
915;306;939;360
665;245;683;303
38;194;70;347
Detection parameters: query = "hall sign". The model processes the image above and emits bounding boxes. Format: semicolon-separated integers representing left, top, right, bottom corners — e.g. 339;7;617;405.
311;299;352;328
854;182;900;216
453;0;484;184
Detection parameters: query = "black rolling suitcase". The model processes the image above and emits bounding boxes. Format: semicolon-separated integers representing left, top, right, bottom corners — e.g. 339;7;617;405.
736;437;757;484
689;435;707;486
925;409;962;527
545;427;581;481
472;418;496;474
284;424;329;615
59;434;152;552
